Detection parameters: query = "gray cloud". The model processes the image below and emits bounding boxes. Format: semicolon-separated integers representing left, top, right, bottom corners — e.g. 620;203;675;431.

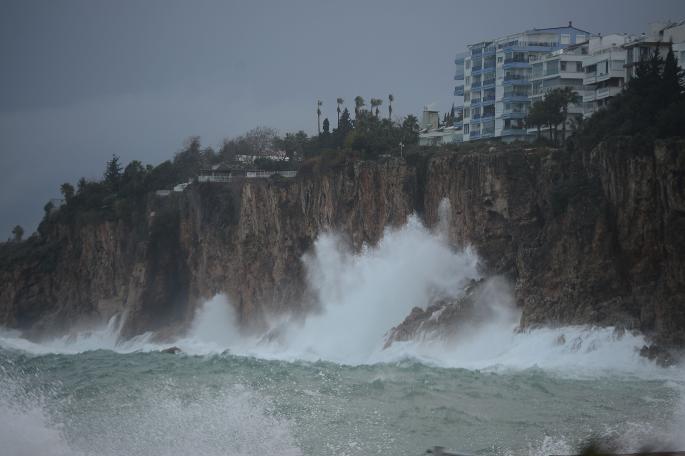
1;0;684;236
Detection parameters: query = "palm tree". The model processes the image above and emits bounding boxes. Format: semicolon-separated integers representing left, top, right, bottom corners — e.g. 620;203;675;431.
557;87;581;143
317;100;323;135
354;96;365;119
336;98;344;128
388;94;394;120
370;98;383;117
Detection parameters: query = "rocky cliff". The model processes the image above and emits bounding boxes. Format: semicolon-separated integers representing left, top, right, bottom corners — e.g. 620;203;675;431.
1;137;683;346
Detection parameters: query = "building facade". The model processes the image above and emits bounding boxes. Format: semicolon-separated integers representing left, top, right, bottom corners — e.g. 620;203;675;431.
456;23;590;142
625;20;685;82
528;41;588;137
581;34;632;118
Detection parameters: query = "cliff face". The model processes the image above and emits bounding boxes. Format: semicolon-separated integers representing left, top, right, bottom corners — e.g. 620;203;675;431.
419;138;685;345
1;138;683;345
0;159;416;339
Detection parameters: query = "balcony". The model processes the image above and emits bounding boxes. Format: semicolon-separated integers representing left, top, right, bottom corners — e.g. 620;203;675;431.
582;87;621;102
471;80;482;89
501;111;527;119
469;131;481;140
500;42;560;53
454;85;465;96
583;68;624;85
502;94;529;102
596;86;622;100
471;98;482;107
482;78;496;89
482;96;496;106
501;127;528;136
503;61;530;70
503;74;529;85
481;114;495;123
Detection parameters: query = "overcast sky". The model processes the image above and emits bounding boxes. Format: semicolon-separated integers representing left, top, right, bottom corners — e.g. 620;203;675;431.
1;0;684;237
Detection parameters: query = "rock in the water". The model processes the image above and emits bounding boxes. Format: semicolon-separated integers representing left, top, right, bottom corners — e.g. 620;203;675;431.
161;346;182;354
638;344;675;367
384;277;513;348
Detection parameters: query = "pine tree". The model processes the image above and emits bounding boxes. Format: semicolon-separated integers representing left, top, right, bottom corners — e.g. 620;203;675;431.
104;154;122;190
338;108;353;132
11;225;24;242
322;118;330;135
661;45;684;100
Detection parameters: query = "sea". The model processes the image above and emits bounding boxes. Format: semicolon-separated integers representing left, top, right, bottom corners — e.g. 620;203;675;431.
1;209;684;456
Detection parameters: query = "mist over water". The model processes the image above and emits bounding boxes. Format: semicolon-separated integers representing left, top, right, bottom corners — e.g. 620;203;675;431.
1;202;685;455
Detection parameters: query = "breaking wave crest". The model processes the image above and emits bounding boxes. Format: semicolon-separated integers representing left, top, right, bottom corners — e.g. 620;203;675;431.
0;366;301;456
0;207;680;376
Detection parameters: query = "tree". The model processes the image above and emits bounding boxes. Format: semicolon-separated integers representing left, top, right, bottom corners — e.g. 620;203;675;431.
317;100;323;135
336;97;344;128
557;87;581;143
322;118;330;135
370;98;383;117
388;94;394;120
661;45;684;100
104;154;123;190
11;225;24;242
545;91;565;145
173;136;205;181
527;100;546;140
276;131;309;160
354;96;365;119
60;182;75;202
43;201;54;217
400;115;420;145
121;160;147;194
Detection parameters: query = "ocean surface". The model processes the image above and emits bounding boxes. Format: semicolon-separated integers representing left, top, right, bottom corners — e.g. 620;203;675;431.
1;208;684;456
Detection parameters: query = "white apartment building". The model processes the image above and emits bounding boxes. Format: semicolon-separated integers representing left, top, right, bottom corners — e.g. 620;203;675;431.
625;20;685;81
528;41;588;137
455;23;591;142
582;34;633;118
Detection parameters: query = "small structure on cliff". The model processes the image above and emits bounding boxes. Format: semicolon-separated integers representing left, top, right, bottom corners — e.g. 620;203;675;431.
198;164;296;183
198;164;233;183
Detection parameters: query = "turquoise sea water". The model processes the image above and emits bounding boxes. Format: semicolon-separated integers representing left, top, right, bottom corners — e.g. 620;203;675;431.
1;345;683;456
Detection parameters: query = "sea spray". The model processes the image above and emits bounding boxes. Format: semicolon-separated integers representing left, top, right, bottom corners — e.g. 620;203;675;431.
0;365;302;456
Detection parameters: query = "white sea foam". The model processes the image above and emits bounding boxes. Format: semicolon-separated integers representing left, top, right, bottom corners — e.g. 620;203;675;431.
0;207;680;378
0;370;301;456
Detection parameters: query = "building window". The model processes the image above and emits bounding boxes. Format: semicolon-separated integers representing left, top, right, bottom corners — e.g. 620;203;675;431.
576;34;586;43
560;61;567;72
497;56;503;64
465;76;470;85
464;124;469;134
466;60;471;69
561;34;570;45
